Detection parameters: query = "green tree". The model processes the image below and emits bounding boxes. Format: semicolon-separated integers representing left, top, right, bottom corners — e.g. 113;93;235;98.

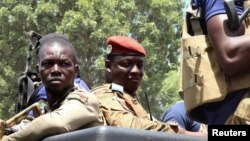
0;0;184;119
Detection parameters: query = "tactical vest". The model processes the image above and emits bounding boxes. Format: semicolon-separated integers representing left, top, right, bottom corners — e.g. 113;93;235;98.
180;1;250;121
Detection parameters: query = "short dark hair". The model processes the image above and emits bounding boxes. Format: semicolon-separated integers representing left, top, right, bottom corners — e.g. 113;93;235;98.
36;33;80;64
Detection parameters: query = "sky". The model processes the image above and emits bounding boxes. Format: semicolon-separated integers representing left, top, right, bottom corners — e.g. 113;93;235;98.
182;0;190;13
184;0;189;4
182;0;190;10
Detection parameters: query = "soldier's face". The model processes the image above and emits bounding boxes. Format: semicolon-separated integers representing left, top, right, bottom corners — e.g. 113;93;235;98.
108;55;144;94
37;42;76;96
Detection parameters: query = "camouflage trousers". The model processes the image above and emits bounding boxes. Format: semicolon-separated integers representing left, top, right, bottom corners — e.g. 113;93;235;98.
225;90;250;125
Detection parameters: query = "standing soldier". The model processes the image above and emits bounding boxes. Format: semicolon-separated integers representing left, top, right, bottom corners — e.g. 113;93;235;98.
180;0;250;125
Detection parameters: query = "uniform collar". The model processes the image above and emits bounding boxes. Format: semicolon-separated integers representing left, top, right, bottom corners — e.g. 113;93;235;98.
110;83;124;93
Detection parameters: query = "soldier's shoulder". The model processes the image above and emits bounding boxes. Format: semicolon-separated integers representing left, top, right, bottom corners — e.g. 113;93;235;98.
66;88;95;104
91;84;122;107
71;88;91;96
91;84;111;95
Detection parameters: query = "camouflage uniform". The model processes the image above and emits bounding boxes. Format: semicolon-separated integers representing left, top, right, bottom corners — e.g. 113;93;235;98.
1;88;103;141
91;83;178;133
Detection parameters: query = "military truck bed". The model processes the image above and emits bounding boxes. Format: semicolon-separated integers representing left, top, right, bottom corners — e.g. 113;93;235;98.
43;126;207;141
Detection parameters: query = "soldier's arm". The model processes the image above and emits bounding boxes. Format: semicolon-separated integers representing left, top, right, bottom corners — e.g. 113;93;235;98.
2;91;101;141
99;95;178;134
103;107;177;133
207;14;250;76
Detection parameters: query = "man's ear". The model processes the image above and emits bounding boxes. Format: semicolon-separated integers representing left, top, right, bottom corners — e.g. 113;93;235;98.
36;64;39;74
75;64;80;76
105;60;111;73
105;60;112;83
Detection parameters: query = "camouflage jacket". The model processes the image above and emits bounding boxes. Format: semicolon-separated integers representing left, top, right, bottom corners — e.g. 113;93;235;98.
1;88;103;141
91;83;178;133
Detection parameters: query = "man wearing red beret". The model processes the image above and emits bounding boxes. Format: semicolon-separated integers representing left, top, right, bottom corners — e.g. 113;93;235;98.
91;35;180;134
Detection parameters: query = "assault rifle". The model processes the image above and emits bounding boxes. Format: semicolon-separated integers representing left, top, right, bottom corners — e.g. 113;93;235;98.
15;31;42;114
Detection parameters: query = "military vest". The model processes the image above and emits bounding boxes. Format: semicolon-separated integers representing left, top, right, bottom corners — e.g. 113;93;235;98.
180;1;250;120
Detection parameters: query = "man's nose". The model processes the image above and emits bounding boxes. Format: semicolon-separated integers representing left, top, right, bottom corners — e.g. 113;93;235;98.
130;65;140;73
51;64;61;74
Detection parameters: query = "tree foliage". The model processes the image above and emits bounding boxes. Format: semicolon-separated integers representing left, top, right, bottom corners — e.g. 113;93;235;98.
0;0;184;119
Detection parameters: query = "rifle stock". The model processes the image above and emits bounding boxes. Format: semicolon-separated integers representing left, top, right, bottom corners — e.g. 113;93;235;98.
0;102;45;138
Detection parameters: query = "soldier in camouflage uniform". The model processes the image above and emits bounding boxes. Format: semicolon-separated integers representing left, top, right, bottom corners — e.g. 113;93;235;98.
1;33;103;141
91;35;180;134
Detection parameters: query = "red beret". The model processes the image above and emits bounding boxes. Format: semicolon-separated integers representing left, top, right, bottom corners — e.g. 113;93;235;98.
106;35;146;57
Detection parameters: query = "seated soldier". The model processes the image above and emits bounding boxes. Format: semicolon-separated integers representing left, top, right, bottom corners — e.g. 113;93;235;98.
91;35;185;134
1;33;103;141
